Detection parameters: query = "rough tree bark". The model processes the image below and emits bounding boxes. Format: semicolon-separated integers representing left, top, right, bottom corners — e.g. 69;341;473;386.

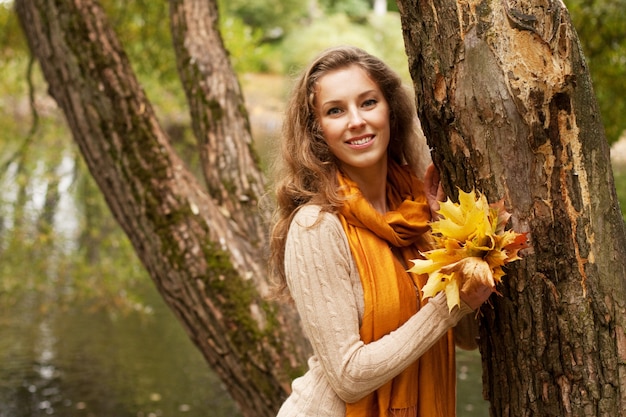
397;0;626;415
14;1;310;416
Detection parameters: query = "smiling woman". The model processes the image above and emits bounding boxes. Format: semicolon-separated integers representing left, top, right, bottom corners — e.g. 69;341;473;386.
269;46;493;417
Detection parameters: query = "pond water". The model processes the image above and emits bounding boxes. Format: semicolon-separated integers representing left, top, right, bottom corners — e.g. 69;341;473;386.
0;283;488;417
0;287;242;417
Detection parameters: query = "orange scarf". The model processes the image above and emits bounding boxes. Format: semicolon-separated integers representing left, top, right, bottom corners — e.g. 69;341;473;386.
337;162;456;417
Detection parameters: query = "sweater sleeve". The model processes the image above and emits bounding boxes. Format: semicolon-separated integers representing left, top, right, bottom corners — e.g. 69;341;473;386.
285;205;473;404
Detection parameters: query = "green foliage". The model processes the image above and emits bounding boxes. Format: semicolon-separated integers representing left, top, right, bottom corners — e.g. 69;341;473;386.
279;12;411;83
565;0;626;143
0;60;31;134
220;16;281;73
101;0;179;84
216;0;309;73
218;0;308;40
318;0;371;19
0;2;27;60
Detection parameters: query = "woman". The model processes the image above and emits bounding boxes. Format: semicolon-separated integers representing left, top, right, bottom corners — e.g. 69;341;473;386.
269;46;493;417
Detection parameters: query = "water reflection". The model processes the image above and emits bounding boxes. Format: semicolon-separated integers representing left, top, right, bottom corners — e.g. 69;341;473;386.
0;287;242;417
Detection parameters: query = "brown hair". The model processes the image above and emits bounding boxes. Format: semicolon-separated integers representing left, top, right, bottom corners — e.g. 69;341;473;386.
269;45;426;296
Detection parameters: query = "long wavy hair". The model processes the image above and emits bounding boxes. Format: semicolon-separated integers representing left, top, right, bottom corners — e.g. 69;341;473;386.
269;45;429;296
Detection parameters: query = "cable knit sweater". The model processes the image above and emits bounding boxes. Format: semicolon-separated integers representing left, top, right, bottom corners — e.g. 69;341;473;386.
276;205;475;417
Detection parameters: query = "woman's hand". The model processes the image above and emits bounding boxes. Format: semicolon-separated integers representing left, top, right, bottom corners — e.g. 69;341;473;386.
424;164;446;219
459;282;495;310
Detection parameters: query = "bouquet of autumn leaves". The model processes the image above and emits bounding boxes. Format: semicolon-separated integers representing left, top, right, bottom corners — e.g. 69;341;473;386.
409;188;528;312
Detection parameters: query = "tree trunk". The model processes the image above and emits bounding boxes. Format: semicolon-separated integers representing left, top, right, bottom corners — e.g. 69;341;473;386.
168;0;268;247
14;1;310;416
397;0;626;415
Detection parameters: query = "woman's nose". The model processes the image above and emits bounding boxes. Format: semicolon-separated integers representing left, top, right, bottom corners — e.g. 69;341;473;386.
347;109;365;129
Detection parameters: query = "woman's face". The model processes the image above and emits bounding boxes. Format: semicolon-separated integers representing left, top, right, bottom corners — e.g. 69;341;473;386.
314;65;390;179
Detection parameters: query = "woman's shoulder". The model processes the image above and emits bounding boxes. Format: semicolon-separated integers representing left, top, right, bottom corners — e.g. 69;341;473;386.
287;205;349;254
291;204;341;230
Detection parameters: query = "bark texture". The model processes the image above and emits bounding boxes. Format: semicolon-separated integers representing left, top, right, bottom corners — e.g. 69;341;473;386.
397;0;626;415
14;1;309;416
169;0;268;248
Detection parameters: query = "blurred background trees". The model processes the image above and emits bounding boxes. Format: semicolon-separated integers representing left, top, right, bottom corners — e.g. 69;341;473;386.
567;0;626;145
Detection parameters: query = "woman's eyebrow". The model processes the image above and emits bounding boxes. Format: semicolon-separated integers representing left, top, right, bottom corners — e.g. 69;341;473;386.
320;89;380;107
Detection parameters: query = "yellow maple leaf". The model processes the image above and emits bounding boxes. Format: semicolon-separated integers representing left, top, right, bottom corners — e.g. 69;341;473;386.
431;189;490;243
409;188;528;312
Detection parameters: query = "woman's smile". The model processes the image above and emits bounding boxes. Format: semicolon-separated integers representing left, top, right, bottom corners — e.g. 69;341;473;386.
347;134;375;147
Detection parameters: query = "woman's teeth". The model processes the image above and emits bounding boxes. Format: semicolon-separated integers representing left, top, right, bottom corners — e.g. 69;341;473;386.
350;136;373;145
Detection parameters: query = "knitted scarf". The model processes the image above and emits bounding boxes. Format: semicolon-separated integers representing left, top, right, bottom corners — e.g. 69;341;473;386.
337;162;456;417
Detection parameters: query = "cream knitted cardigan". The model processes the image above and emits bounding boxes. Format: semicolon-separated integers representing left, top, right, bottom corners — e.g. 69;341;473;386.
276;205;476;417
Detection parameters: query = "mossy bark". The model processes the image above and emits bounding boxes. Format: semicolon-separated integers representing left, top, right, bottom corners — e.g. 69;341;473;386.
14;1;310;416
397;0;626;415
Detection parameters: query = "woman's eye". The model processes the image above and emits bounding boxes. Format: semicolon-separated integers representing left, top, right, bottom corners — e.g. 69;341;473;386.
363;99;377;107
327;107;342;116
